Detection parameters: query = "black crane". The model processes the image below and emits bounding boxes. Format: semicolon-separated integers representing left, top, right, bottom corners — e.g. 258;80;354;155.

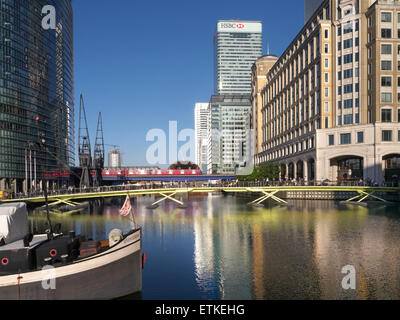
93;112;105;187
78;94;92;189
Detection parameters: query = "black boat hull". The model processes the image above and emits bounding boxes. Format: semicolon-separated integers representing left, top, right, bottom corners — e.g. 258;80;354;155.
0;229;142;300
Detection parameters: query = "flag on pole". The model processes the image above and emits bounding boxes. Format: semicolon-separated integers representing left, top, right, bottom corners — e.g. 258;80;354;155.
120;195;132;217
120;194;137;230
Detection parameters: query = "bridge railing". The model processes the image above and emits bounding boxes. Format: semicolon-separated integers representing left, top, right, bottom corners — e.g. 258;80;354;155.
6;179;399;200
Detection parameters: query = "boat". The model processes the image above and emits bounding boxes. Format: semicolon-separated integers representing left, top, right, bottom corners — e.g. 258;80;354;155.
0;202;143;300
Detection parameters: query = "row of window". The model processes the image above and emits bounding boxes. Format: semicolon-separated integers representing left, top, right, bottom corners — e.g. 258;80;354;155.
328;130;400;146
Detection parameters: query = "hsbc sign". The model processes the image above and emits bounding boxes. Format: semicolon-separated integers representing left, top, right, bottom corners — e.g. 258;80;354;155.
220;23;245;29
217;21;262;33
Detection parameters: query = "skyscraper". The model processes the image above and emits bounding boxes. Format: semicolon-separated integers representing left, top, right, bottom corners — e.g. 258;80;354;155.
194;103;209;172
0;1;74;192
214;20;263;95
207;95;252;175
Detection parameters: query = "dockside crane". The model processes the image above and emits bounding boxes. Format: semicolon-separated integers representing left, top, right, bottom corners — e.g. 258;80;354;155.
78;94;93;189
93;112;105;187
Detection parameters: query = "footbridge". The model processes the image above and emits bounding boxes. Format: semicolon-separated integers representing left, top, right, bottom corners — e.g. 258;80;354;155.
2;185;400;209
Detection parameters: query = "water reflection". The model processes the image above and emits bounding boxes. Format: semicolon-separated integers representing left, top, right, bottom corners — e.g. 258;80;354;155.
29;195;400;300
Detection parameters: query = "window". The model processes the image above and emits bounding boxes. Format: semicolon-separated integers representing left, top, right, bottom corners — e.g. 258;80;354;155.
324;44;329;53
381;76;392;87
325;73;329;82
382;28;392;38
355;113;360;123
338;71;342;80
344;53;353;64
338;86;342;95
324;29;329;39
382;109;392;122
382;60;392;70
338;101;342;109
343;23;352;34
381;92;392;103
344;69;353;79
344;39;353;49
398;109;400;122
382;12;392;22
338;26;342;36
338;115;342;125
344;114;353;124
355;83;359;92
324;102;329;112
338;57;342;65
357;132;364;143
325;88;329;97
343;84;353;94
381;44;392;54
329;135;334;146
325;59;329;68
382;130;393;142
340;133;351;144
325;117;329;128
355;52;359;61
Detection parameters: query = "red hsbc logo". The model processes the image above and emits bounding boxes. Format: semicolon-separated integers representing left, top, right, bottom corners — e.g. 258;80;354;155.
236;24;245;29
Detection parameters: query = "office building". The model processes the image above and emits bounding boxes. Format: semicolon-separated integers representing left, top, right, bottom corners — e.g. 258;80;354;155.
251;55;279;156
214;20;263;95
207;95;252;175
194;103;209;172
254;0;400;184
108;149;122;168
0;0;74;192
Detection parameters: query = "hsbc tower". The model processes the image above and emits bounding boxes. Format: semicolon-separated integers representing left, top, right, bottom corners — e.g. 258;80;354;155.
214;20;263;95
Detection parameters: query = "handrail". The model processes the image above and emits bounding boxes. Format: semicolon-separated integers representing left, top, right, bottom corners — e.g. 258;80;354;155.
6;179;400;201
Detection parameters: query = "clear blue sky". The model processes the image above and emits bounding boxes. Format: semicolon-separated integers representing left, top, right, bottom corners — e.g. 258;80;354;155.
72;0;304;167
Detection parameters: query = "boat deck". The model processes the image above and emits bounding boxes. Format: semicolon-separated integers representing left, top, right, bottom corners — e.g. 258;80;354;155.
0;234;48;251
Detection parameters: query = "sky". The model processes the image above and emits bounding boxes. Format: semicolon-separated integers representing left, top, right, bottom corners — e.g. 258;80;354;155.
72;0;305;167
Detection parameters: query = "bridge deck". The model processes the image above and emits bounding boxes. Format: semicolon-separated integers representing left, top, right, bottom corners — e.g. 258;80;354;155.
1;186;399;206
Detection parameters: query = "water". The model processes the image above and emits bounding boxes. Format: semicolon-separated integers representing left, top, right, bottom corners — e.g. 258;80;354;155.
29;195;400;300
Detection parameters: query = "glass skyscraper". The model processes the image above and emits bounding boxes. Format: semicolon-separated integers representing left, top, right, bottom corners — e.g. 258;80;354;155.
214;20;263;95
0;0;74;192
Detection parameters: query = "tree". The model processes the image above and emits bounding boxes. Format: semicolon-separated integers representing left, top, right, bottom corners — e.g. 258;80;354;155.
237;162;280;181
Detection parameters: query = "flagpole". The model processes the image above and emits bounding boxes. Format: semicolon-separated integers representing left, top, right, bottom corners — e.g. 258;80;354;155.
126;192;136;230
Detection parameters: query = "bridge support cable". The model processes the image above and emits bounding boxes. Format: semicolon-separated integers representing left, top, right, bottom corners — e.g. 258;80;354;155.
248;189;288;206
147;191;186;209
345;190;387;203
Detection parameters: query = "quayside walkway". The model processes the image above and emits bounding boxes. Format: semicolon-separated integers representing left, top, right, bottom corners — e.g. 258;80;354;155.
1;181;400;208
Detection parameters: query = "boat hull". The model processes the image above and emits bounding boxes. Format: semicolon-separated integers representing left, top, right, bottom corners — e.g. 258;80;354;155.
0;229;142;300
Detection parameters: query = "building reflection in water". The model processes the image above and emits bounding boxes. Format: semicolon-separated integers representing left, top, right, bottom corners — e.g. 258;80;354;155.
28;195;400;300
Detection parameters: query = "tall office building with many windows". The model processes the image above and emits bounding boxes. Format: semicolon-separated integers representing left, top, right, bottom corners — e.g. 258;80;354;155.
207;95;252;175
214;20;263;95
254;0;400;185
194;103;209;172
0;0;74;192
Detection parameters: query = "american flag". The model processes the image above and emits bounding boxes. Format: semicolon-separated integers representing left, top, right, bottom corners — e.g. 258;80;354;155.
120;195;132;217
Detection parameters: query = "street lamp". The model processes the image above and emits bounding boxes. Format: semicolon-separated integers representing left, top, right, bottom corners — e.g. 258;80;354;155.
34;116;54;239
